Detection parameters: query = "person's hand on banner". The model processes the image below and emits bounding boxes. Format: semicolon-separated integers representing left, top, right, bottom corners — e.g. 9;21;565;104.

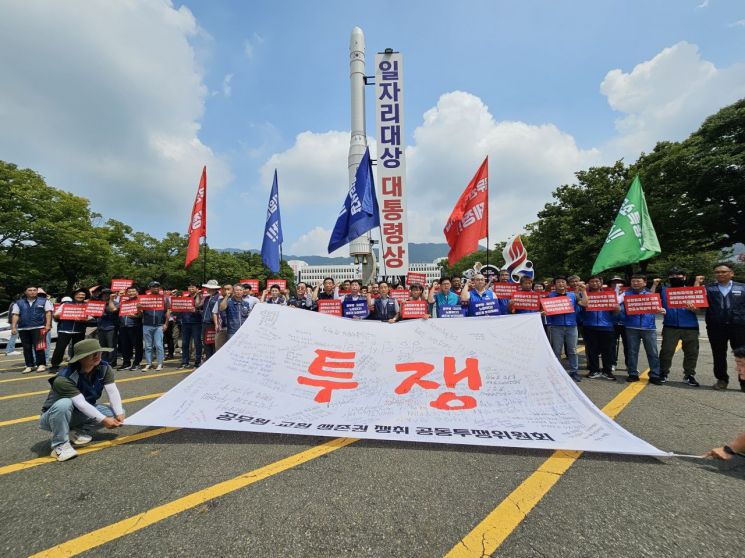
102;417;122;429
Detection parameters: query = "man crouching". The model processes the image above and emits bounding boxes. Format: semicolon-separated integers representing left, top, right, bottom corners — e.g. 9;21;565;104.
40;339;125;462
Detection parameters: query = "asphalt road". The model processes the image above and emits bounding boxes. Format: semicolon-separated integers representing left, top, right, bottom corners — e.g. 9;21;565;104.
0;324;743;558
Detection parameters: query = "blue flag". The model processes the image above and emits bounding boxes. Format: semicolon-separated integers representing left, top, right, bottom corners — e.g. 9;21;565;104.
328;147;380;253
261;170;283;273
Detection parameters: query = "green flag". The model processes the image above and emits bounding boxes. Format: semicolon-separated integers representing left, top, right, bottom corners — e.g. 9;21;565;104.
591;175;660;275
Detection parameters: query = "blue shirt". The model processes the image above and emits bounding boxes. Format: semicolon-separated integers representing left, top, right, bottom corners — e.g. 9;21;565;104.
434;291;460;307
717;281;733;297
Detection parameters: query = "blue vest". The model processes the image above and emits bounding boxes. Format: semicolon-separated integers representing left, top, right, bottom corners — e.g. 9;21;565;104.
225;297;252;334
41;362;109;411
17;298;47;329
581;296;615;331
622;289;657;330
374;297;398;321
142;308;167;326
201;294;217;324
546;292;578;327
97;304;118;331
467;289;495;317
660;288;699;330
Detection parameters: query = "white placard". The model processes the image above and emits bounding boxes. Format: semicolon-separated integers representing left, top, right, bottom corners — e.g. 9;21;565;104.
375;51;409;274
127;305;668;456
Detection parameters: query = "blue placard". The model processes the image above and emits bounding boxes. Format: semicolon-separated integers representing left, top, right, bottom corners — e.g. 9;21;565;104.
342;299;369;319
437;304;466;318
471;299;501;317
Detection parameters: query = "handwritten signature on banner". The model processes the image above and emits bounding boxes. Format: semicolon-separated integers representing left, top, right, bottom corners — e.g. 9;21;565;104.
296;349;482;410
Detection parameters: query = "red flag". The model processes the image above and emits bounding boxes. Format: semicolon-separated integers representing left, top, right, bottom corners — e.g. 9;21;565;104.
443;157;489;265
185;166;207;268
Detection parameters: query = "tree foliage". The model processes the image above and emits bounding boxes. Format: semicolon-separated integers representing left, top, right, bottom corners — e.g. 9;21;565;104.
0;161;294;307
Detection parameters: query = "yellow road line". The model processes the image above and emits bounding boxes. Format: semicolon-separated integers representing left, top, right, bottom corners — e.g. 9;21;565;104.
445;360;666;558
0;393;164;428
0;369;191;401
0;427;179;476
29;436;358;558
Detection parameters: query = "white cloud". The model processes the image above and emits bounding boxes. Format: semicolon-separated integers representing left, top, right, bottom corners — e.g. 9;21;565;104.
729;19;745;27
265;92;598;255
0;0;230;235
289;226;347;257
600;41;745;159
221;73;233;97
697;0;710;8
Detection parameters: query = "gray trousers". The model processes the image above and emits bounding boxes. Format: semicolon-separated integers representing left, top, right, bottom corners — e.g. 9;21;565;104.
659;326;699;378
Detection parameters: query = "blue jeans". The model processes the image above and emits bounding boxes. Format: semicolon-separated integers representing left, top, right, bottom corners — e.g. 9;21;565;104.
142;325;164;365
549;325;579;374
39;398;116;448
625;327;660;378
180;322;203;365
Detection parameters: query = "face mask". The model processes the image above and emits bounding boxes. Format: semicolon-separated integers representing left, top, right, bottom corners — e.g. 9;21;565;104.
669;277;685;288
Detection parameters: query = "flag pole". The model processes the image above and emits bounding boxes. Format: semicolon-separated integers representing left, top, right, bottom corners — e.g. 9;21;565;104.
485;156;490;269
202;235;207;285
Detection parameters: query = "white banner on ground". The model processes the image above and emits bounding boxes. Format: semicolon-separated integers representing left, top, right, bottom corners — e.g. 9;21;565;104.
127;305;669;456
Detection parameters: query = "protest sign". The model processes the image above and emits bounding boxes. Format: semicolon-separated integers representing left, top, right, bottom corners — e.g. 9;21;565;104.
342;299;369;319
111;278;133;292
171;296;196;313
204;326;216;345
401;300;429;319
128;305;669;456
540;296;575;316
85;300;106;318
390;288;410;302
405;272;427;287
436;304;466;318
623;293;661;315
118;299;139;317
266;279;287;291
586;291;619;311
138;294;165;311
240;280;260;294
469;299;500;317
317;300;342;316
510;291;541;311
492;282;518;299
59;304;88;321
665;286;708;308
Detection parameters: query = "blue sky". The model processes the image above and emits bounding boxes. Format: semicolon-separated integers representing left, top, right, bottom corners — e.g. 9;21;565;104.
1;1;744;256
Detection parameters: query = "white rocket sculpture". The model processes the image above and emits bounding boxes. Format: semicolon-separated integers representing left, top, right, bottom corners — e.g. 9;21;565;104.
347;26;377;283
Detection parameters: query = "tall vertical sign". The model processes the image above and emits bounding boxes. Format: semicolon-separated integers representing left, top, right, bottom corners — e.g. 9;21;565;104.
375;51;409;275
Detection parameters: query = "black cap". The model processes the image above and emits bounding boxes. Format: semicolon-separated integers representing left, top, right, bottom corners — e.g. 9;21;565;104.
148;281;161;288
667;267;686;276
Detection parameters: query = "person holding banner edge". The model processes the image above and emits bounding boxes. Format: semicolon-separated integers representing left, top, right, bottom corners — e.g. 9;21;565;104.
705;346;745;458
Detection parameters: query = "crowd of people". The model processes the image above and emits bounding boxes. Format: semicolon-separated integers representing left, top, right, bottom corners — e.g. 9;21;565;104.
3;260;743;461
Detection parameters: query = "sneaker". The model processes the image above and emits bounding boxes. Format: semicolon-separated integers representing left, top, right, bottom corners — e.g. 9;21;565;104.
648;376;663;386
50;441;78;462
660;375;668;384
588;371;603;379
22;366;34;374
69;431;93;446
155;364;163;371
569;372;582;383
611;365;616;372
601;371;617;381
626;375;640;383
36;365;47;373
7;350;22;356
684;376;700;387
142;364;152;371
177;364;188;369
128;364;140;371
117;364;130;371
712;380;728;390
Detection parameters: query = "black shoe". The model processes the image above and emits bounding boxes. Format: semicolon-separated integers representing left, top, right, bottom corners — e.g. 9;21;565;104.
601;371;617;381
569;372;582;383
683;376;700;387
587;371;603;379
648;376;663;386
660;375;668;384
626;375;640;383
117;364;130;371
